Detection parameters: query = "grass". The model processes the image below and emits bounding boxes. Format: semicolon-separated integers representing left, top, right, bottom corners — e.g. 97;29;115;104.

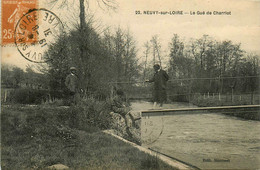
1;105;176;170
190;94;260;120
190;93;259;107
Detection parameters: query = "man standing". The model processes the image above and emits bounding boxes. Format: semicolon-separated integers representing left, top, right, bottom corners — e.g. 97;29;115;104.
146;64;169;108
65;67;79;104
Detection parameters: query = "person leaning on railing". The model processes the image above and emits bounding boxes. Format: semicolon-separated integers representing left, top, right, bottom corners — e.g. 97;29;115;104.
146;64;169;108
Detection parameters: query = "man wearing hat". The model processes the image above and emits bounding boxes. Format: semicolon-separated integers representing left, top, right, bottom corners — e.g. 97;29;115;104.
65;67;79;103
146;64;169;108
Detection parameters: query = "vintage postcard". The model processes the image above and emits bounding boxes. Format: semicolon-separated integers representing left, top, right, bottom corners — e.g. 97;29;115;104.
1;0;260;169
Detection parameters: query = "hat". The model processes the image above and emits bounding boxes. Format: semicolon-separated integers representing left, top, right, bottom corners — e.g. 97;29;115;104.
153;64;160;69
116;89;124;96
70;67;76;70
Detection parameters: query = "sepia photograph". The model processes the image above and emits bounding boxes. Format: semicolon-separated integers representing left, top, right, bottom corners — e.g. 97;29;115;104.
1;0;260;169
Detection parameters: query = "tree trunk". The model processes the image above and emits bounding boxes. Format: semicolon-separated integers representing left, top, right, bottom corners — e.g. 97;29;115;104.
79;0;90;87
79;0;86;31
143;48;148;81
79;0;85;61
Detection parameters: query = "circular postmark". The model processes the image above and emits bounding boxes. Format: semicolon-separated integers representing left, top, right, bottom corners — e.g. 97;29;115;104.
141;115;164;146
14;8;64;63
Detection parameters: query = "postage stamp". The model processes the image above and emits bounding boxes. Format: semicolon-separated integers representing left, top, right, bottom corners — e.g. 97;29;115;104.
1;0;38;45
14;8;64;63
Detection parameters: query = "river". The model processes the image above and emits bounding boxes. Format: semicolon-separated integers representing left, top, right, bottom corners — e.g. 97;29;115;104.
130;101;260;169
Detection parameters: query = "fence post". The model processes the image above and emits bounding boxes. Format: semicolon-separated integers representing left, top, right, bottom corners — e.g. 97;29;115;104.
226;93;228;102
231;88;234;103
208;92;210;98
3;90;6;102
109;83;112;99
4;90;7;102
251;92;254;105
218;93;221;101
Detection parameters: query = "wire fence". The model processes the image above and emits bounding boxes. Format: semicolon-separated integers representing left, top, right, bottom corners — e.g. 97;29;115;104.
2;76;259;105
109;76;260;105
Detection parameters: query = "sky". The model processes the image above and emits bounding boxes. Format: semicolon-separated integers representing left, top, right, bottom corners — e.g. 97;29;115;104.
1;0;260;70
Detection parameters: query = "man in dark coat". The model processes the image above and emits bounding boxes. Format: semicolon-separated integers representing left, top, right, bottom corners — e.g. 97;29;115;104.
147;64;169;108
65;67;79;104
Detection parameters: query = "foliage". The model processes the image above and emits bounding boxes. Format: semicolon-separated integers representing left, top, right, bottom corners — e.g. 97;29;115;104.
1;64;49;89
1;105;175;169
5;88;49;104
70;97;113;130
45;25;141;98
167;34;260;94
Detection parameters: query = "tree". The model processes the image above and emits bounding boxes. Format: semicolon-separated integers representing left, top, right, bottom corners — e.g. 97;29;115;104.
189;35;215;77
238;54;259;93
47;0;117;90
1;64;14;87
45;22;140;98
122;29;140;81
166;34;257;94
169;34;185;78
24;65;49;89
142;41;150;81
150;35;162;66
12;67;24;88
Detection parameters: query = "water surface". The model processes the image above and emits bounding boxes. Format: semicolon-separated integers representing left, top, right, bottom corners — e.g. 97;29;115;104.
131;101;260;169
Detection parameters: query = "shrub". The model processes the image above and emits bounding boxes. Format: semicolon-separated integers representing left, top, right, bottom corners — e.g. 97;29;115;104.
69;97;113;131
6;88;49;104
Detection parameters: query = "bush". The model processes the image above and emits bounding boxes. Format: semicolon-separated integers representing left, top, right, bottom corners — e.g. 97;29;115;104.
6;88;49;104
169;94;189;102
1;105;175;169
68;97;113;131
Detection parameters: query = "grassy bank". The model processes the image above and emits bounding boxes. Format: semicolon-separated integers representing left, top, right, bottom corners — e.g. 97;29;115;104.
190;94;260;121
190;93;259;107
1;105;175;169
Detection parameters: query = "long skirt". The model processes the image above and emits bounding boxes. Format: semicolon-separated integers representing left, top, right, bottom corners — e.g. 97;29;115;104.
153;89;167;103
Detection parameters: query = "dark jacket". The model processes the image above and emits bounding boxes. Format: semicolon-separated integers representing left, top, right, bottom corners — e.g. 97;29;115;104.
65;73;78;93
149;69;169;102
149;69;169;90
